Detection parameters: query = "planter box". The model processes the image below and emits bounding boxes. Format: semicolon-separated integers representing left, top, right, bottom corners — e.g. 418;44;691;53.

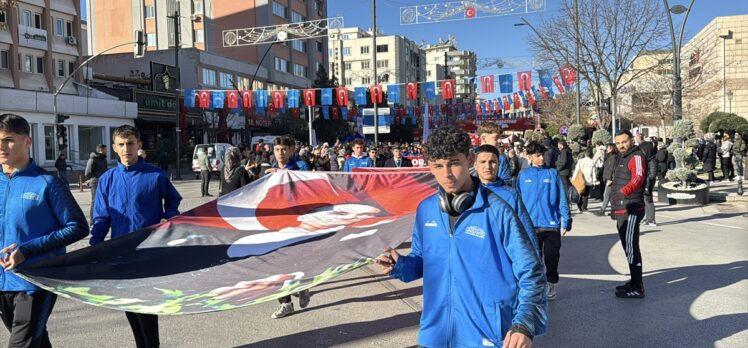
657;179;710;205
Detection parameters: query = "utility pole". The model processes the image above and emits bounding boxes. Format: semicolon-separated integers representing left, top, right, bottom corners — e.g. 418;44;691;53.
574;0;581;125
372;0;378;144
168;6;182;180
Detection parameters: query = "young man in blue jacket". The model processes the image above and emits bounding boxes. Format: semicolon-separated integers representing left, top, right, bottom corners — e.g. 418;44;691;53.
0;114;89;347
379;127;546;348
343;139;373;172
90;125;182;348
516;142;572;301
477;122;511;183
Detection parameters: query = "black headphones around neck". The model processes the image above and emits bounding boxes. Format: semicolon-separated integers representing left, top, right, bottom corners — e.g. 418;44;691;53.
438;188;476;215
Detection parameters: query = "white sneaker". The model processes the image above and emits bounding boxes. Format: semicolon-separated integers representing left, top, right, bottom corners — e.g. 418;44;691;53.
298;290;311;309
547;283;557;300
271;302;294;319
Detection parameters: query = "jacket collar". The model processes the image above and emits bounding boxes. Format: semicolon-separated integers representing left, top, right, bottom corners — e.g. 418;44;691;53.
1;158;37;181
117;158;146;172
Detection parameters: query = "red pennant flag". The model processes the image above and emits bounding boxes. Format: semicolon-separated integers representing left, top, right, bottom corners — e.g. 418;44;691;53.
538;84;549;99
475;102;483;116
484;100;492;113
226;91;239;109
428;105;435;116
518;71;532;91
331;106;339;120
481;75;495;93
336;88;348;106
406;82;418;100
198;90;211;108
272;90;284;109
493;99;501;112
527;90;536;106
371;85;383;104
553;76;566;93
348;106;357;120
512;92;522;108
441;80;455;100
291;108;300;119
503;95;511;110
559;65;577;85
241;90;253;108
303;89;316;106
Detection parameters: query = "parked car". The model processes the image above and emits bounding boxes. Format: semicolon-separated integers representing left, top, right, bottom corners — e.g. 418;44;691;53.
192;143;231;179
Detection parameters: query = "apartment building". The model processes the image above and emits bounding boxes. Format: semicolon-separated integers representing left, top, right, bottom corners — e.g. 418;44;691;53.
0;0;136;167
423;38;477;104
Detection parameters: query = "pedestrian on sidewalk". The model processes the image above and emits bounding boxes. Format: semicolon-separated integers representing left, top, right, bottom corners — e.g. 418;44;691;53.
517;141;572;301
556;139;573;199
570;149;598;213
197;147;212;197
719;133;734;181
219;147;251;196
54;153;72;187
599;144;619;216
655;142;669;181
702;134;718;183
639;141;658;226
733;132;746;180
477;122;511;183
84;144;108;225
0;114;89;347
90;125;182;347
611;130;647;299
378;127;546;348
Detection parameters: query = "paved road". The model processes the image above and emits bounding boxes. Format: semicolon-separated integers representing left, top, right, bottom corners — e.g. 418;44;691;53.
1;178;746;347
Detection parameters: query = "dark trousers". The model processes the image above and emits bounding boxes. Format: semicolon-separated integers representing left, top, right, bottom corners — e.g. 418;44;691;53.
200;170;211;196
578;185;591;211
643;194;655;223
721;157;734;180
616;210;644;288
708;171;715;182
0;290;57;348
89;177;99;223
125;312;159;348
536;229;561;283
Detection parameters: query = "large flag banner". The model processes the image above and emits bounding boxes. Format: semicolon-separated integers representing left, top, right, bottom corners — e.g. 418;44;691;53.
303;89;316;106
17;171;437;315
271;90;284;109
337;88;349;106
184;90;196;108
538;70;554;95
241;90;253;109
226;91;239;109
198;90;211;108
518;71;532;91
256;90;268;108
212;91;225;109
441;80;455;100
424;82;436;101
387;85;401;104
498;74;513;94
406;82;418;100
559;65;577;86
321;88;333;106
480;75;495;93
355;87;368;105
371;85;384;104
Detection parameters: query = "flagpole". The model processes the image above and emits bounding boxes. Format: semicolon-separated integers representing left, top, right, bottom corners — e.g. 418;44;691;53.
574;0;581;125
372;0;379;145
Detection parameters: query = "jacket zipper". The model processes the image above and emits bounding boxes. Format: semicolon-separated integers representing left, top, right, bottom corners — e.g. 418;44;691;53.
446;209;470;347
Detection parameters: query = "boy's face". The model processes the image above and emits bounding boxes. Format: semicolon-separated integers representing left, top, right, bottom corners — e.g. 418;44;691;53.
480;132;501;147
113;135;141;166
274;144;291;164
429;153;474;194
352;144;364;156
528;153;545;167
0;131;32;169
475;152;498;184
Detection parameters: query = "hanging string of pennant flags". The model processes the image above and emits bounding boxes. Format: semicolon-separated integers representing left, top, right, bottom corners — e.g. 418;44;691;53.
182;65;577;128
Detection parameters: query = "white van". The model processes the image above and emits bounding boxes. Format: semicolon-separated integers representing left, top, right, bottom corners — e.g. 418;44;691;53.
250;135;283;152
192;143;232;178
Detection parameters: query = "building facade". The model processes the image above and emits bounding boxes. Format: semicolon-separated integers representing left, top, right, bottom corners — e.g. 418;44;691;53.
423;37;477;104
0;0;136;167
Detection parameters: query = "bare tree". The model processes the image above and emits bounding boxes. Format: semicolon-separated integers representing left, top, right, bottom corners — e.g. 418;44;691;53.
528;0;668;130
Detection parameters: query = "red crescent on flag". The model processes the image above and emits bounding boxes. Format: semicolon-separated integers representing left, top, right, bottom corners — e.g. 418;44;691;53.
305;91;313;103
465;7;476;18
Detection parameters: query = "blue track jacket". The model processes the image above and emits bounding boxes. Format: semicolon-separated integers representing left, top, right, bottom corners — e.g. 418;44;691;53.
90;159;182;245
497;154;511;183
483;181;539;254
516;166;572;230
0;160;88;292
391;182;547;347
343;155;374;172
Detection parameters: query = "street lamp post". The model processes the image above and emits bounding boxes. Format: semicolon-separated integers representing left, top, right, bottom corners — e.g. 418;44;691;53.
663;0;694;122
372;0;379;144
718;30;733;112
727;90;733;114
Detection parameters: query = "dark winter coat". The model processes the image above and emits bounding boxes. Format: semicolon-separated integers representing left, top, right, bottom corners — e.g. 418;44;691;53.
655;148;669;176
603;153;619;182
639;142;657;195
219;167;251;196
733;138;746;156
556;146;573;176
542;138;557;169
702;141;718;172
85;152;108;179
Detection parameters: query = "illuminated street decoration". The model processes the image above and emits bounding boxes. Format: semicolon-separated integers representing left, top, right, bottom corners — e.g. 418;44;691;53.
400;0;545;25
223;17;344;47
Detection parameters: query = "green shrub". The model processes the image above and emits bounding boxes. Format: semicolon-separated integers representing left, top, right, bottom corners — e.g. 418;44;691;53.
591;129;612;145
523;129;534;140
708;115;748;133
567;124;584;141
545;125;560;138
699;112;734;132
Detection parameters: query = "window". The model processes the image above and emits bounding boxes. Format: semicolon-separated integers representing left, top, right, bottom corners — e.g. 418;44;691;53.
66;21;73;37
0;50;8;69
0;10;6;23
291;11;304;23
342;34;349;40
293;64;307;78
328;48;333;57
345;77;352;86
202;68;216;86
55;18;64;36
77;126;104;161
145;6;155;19
376;60;388;68
274;57;288;72
343;47;351;56
194;29;204;43
146;33;156;46
344;62;351;70
361;77;371;85
361;61;370;69
34;13;41;29
68;61;74;76
193;1;203;14
427;70;432;77
219;72;233;88
238;76;251;90
36;56;43;74
56;59;65;76
22;55;32;72
360;46;370;54
376;44;388;53
22;10;31;26
291;40;306;52
272;2;286;18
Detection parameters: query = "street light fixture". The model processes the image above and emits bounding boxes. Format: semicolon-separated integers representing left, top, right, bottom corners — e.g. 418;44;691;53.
727;90;733;114
663;0;694;122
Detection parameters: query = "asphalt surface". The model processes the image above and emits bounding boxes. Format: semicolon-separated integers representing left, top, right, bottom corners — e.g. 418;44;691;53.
1;178;746;347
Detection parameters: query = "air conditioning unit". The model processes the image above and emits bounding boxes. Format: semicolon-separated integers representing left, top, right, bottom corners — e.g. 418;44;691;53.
190;14;202;22
66;36;77;45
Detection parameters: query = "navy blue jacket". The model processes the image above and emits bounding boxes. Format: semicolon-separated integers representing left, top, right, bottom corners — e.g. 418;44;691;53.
90;159;182;245
516;166;572;230
0;160;88;292
390;182;547;347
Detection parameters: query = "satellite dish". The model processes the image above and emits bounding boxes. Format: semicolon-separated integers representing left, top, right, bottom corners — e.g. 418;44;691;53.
277;31;288;41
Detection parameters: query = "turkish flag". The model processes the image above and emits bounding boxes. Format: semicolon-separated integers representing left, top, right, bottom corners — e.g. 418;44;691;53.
475;102;482;116
503;95;511;110
226;91;239;109
465;7;476;18
371;85;383;104
539;85;549;99
303;89;316;106
241;90;253;108
272;90;284;109
513;92;522;108
493;99;500;112
553;76;566;93
331;106;339;120
518;71;532;91
481;75;495;93
441;80;455;100
336;88;348;106
406;82;418;100
348;106;357;120
198;90;211;108
559;65;577;86
527;91;536;106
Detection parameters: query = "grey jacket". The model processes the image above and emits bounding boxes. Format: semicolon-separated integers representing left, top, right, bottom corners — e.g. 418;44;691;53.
85;152;108;180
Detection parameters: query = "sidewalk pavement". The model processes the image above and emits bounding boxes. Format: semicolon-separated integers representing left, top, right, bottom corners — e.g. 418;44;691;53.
1;179;745;347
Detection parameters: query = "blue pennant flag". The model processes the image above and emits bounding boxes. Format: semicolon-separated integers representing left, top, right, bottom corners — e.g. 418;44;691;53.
184;90;196;108
401;116;406;125
499;74;513;94
519;91;528;107
538;70;554;94
407;106;414;117
531;86;541;102
212;91;225;109
354;87;367;106
256;107;265;116
411;115;417;125
387;85;400;104
341;107;348;118
424;82;436;101
287;90;300;108
423;104;429;117
322;106;330;120
255;90;268;108
321;88;333;105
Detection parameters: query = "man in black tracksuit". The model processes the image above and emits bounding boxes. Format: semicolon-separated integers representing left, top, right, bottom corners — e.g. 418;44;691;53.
610;130;646;299
84;144;108;224
555;139;573;199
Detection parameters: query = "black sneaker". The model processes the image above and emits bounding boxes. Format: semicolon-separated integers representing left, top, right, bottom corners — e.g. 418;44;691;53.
615;281;632;293
616;284;645;299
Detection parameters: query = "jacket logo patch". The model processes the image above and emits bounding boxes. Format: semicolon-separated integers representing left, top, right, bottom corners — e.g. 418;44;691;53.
543;178;551;183
424;220;438;228
21;192;40;201
482;338;496;346
524;179;532;183
465;226;485;239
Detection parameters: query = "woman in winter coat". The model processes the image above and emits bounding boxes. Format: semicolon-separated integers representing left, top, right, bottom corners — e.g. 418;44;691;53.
639;141;658;226
507;148;521;187
219;147;252;196
571;148;598;212
719;133;734;181
598;144;619;216
702;134;718;183
655;142;669;180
